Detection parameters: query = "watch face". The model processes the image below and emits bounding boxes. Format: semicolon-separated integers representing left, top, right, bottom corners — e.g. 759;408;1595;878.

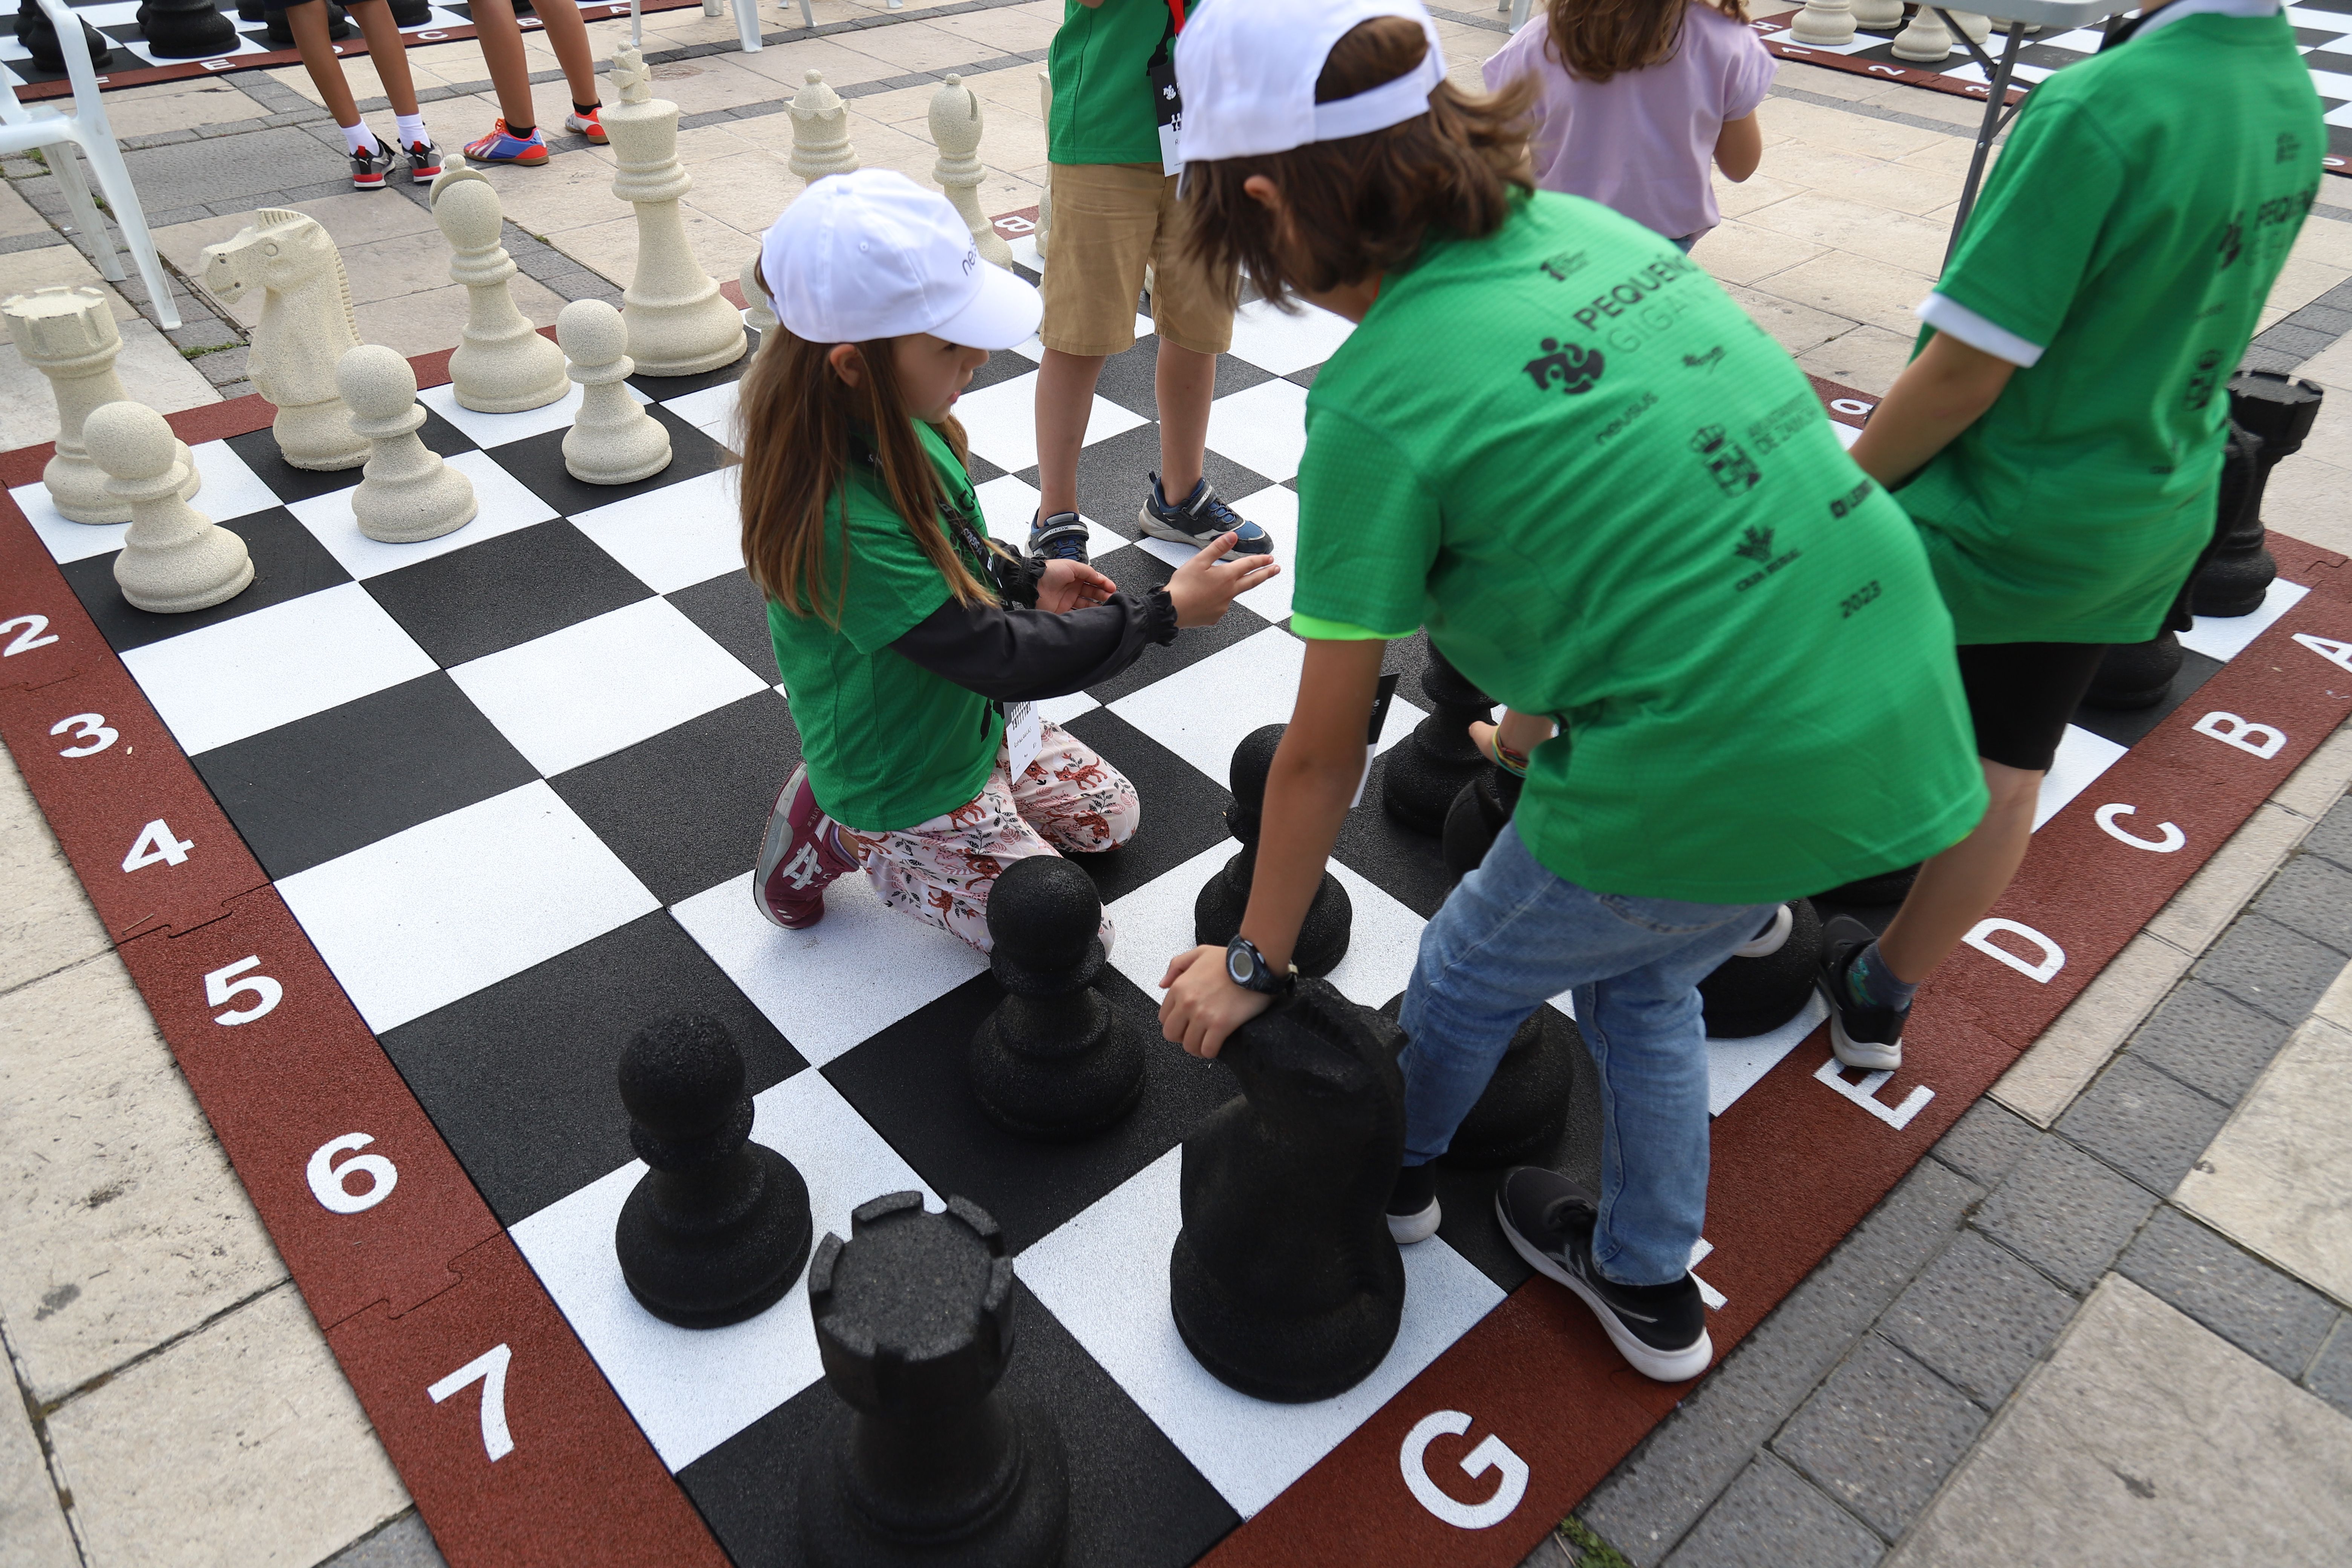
1227;946;1251;986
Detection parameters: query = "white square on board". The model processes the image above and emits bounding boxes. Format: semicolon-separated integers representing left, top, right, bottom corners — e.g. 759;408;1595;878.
509;1069;935;1471
449;597;767;776
276;781;658;1033
2176;577;2311;664
570;468;746;594
954;372;1146;475
120;580;436;755
1225;298;1354;378
659;381;740;436
1018;1147;1504;1517
286;449;560;579
1109;625;1421;787
2035;724;2129;831
416;379;651;448
671;869;990;1066
1706;993;1829;1117
1204;378;1310;483
15;437;279;565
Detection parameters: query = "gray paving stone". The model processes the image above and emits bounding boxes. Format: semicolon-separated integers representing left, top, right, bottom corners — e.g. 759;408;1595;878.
2253;854;2352;954
2116;1206;2341;1381
2127;977;2296;1107
195;346;251;387
318;1510;446;1568
214;380;256;400
1514;1529;1579;1568
123;127;345;209
1973;1135;2156;1291
2286;303;2352;338
1773;1337;1988;1539
2256;322;2337;363
2057;1054;2233;1193
2306;795;2352;873
167;317;242;352
2306;1321;2352;1419
2193;911;2350;1024
1877;1230;2077;1408
1928;1097;2037;1188
2240;343;2305;375
1664;1454;1882;1568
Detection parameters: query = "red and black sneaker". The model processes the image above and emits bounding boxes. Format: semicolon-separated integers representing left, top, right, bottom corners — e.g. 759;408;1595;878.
754;764;859;929
350;136;395;191
406;138;444;182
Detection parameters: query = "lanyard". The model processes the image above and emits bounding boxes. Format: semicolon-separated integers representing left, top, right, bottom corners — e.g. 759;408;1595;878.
1164;0;1184;32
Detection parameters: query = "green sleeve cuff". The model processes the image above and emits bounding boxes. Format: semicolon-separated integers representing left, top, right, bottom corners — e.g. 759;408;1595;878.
1290;613;1409;642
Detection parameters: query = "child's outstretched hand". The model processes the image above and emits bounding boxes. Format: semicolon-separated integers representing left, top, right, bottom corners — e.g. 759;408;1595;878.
1037;558;1116;613
1167;533;1282;628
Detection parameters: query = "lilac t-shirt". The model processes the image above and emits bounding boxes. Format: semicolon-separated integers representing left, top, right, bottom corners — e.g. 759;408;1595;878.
1484;4;1775;242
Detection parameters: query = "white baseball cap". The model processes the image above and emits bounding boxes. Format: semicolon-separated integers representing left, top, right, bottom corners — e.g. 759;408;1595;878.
759;168;1041;350
1175;0;1448;165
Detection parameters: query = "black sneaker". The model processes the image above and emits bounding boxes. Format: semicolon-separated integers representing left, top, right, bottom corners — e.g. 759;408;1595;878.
1139;473;1272;558
1816;913;1904;1072
1495;1167;1712;1382
1386;1161;1440;1245
1028;510;1089;564
350;136;395;191
406;138;445;182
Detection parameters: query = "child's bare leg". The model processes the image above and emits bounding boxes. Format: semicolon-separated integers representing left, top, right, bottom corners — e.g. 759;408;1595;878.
530;0;604;112
285;0;363;129
346;0;421;119
1875;759;2041;983
470;0;539;127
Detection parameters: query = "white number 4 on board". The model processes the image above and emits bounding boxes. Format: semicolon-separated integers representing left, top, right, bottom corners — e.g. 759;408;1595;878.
121;819;192;873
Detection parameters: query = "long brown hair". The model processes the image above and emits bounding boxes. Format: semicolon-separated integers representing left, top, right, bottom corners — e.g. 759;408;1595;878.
1545;0;1749;84
733;281;994;628
1181;16;1534;303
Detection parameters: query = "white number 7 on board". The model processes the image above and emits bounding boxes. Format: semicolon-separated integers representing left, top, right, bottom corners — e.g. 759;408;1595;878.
429;1344;514;1462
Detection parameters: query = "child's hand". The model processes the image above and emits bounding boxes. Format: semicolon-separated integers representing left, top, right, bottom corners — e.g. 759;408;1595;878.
1037;558;1116;613
1167;533;1282;628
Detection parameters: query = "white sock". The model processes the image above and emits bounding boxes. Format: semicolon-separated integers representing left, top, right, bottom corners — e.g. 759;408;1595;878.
395;113;428;150
340;121;378;156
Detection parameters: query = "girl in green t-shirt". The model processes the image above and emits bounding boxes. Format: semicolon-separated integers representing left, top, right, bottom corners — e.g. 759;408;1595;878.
739;172;1276;952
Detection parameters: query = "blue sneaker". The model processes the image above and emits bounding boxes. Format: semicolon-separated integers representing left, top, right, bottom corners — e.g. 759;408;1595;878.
1139;473;1272;558
1028;510;1090;564
464;119;549;167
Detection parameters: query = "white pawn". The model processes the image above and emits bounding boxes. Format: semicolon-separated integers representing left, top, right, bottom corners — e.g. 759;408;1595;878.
1851;0;1903;27
90;401;252;614
788;69;859;182
1949;10;1990;43
430;168;569;415
338;345;478;545
1892;4;1954;60
3;285;198;524
1789;0;1856;47
740;254;779;334
558;300;672;486
930;75;1015;271
1035;71;1053;264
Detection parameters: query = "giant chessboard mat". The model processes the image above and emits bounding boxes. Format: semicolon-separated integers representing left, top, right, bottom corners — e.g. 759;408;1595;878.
5;228;2351;1566
1747;3;2352;176
0;0;709;98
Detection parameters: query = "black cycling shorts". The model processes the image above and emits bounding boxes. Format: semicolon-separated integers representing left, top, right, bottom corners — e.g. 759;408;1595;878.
1954;641;2109;772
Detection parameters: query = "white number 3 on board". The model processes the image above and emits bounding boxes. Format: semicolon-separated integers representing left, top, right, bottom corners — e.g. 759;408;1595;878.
50;714;117;757
121;819;192;873
430;1344;514;1462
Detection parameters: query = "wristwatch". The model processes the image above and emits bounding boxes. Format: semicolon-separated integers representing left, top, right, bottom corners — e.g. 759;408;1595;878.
1225;935;1295;997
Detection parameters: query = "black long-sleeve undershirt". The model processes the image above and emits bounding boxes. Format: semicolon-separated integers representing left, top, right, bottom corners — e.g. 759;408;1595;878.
889;584;1178;703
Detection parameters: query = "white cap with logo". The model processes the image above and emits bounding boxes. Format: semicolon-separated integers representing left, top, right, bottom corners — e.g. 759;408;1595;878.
1174;0;1448;165
758;168;1042;350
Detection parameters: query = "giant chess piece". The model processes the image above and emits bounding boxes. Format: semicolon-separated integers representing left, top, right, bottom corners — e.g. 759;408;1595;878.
265;1;352;44
1891;4;1954;61
1195;724;1352;977
616;1013;812;1328
557;300;672;485
1697;899;1825;1039
1788;0;1856;47
199;208;369;471
1813;862;1919;906
338;344;478;544
1441;762;1521;885
2199;372;2324;616
788;69;860;182
1950;10;1991;42
1378;995;1578;1168
1850;0;1905;27
138;0;239;57
800;1193;1066;1567
971;856;1145;1141
1034;72;1054;264
603;43;748;378
386;0;431;24
1171;979;1407;1401
2190;421;2267;617
930;74;1015;271
4;286;198;525
17;5;112;70
2085;631;2184;711
89;401;253;614
739;254;779;334
1383;639;1494;835
429;168;568;414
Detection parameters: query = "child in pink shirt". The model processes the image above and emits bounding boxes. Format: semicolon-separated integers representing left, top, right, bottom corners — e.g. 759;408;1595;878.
1484;0;1774;250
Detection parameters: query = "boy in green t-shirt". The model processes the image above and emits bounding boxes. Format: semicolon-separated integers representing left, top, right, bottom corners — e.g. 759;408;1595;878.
1827;0;2325;1073
1155;0;1984;1383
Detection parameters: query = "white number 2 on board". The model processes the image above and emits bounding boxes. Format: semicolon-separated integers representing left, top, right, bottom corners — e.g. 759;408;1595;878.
1;615;59;657
50;714;117;758
430;1344;514;1462
121;819;193;873
205;956;282;1024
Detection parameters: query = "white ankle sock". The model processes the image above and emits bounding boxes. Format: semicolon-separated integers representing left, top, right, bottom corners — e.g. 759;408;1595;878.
395;113;428;149
340;121;378;156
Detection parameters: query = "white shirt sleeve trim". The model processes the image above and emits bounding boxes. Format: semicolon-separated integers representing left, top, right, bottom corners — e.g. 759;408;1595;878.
1916;292;2046;369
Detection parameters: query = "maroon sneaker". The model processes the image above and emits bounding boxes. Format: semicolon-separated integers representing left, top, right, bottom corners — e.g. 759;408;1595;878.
755;764;858;928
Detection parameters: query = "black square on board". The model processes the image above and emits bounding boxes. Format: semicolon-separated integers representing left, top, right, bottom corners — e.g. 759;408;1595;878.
550;688;802;907
964;348;1038;395
1057;706;1236;905
60;507;351;654
224;415;475;503
1078;544;1272;704
670;568;782;680
2068;646;2226;751
1069;425;1274;551
380;910;806;1226
624;332;757;400
485;405;724;516
192;671;537;879
363;519;654;667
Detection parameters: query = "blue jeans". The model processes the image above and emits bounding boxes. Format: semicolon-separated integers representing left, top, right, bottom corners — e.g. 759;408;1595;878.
1396;823;1770;1287
1670;233;1700;254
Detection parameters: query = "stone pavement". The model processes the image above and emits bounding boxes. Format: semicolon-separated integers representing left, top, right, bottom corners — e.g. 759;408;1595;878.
3;5;2351;1564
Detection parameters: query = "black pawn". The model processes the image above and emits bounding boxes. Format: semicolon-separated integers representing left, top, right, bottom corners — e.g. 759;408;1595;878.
1811;863;1919;906
17;6;113;70
138;0;238;57
2200;373;2323;616
386;0;432;24
2190;421;2269;618
1194;723;1352;977
970;855;1145;1141
2084;631;2184;711
1382;639;1494;834
266;2;353;45
614;1013;812;1329
1697;899;1825;1039
1440;760;1523;885
237;0;263;17
800;1193;1067;1568
1171;978;1406;1401
1378;994;1578;1168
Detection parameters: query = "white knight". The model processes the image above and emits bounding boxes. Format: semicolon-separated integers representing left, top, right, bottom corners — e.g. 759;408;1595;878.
199;209;369;471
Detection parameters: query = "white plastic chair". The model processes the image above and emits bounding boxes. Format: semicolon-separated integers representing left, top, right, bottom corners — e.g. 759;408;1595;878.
0;0;180;329
678;0;816;55
1500;0;1534;29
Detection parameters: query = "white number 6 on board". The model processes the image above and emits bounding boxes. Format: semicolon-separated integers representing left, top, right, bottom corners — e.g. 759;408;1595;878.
306;1133;397;1215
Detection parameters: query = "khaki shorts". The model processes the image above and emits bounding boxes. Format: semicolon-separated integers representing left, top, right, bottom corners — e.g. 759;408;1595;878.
1040;162;1237;358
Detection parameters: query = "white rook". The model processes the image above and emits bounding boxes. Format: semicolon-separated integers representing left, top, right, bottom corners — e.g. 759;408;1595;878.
430;168;568;414
604;42;748;378
3;285;198;524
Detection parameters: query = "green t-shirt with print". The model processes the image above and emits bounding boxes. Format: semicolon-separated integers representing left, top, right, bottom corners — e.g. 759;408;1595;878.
1048;0;1190;166
1293;191;1986;905
1897;8;2324;645
766;422;1003;835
